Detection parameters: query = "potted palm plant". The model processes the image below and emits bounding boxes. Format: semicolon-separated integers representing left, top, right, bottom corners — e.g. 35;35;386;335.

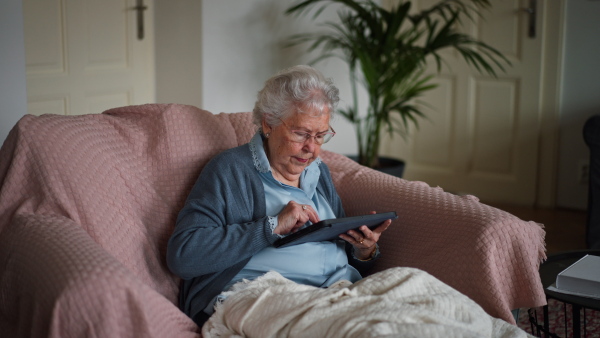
285;0;509;171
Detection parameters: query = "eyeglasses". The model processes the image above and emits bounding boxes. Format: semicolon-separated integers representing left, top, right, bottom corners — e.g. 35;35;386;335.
277;118;336;145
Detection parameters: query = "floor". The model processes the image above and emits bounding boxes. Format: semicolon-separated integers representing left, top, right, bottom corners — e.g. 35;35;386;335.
487;203;588;254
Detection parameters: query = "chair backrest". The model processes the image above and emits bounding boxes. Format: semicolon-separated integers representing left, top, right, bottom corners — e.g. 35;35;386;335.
0;104;257;301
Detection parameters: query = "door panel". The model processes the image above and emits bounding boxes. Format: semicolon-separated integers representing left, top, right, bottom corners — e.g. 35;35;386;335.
23;0;66;75
84;0;128;70
471;78;518;176
28;97;68;116
412;75;455;170
384;0;546;205
23;0;154;116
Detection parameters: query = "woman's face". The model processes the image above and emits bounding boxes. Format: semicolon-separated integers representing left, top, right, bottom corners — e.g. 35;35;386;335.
262;110;330;184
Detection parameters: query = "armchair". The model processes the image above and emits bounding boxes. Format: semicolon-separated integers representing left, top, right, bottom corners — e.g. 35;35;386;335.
0;104;546;337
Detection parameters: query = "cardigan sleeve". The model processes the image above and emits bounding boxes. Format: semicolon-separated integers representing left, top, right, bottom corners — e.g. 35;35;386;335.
167;147;279;280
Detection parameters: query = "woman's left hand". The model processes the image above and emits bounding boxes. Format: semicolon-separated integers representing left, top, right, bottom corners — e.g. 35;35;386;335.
339;211;392;260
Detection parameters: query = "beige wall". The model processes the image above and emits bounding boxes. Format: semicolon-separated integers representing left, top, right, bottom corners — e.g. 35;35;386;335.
154;0;203;108
0;0;28;146
198;0;364;156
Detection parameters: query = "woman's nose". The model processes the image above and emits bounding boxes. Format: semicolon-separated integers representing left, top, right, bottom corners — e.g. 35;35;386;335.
303;137;319;153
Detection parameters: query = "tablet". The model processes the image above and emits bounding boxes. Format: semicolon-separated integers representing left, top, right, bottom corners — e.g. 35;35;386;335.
273;211;397;248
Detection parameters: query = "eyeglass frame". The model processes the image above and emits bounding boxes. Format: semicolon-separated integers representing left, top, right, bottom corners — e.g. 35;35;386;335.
275;117;336;145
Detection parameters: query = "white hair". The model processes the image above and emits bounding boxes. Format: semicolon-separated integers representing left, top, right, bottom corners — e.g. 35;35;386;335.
252;65;339;129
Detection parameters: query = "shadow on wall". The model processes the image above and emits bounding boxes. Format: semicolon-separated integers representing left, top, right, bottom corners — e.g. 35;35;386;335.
557;107;600;210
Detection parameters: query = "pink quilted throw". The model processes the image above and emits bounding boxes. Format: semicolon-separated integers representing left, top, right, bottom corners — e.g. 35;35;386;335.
0;104;546;337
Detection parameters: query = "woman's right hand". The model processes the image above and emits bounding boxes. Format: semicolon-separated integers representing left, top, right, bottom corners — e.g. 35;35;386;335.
273;201;320;235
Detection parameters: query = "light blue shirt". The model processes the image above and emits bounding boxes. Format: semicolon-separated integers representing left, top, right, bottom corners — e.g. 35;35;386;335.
223;132;362;291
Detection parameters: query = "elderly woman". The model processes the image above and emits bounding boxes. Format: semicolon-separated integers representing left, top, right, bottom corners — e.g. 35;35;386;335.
166;65;391;327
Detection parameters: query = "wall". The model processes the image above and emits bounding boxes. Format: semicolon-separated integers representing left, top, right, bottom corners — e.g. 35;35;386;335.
154;0;203;107
200;0;363;156
556;0;600;210
6;0;597;209
0;0;28;146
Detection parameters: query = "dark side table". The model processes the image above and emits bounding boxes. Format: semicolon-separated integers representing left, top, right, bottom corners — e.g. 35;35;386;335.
537;250;600;338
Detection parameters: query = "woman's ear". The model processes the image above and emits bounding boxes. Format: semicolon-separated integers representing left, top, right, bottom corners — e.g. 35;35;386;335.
261;119;271;136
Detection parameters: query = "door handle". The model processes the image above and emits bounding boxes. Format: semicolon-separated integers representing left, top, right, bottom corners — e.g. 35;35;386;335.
131;0;148;40
522;0;536;38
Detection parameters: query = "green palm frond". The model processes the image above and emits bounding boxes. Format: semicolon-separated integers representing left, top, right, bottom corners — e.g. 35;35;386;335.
285;0;509;168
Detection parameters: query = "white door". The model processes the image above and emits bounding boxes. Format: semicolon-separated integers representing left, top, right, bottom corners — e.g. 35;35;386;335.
23;0;155;116
384;0;560;206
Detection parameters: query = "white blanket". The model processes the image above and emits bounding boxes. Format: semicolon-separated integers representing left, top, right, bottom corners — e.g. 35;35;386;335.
202;267;531;338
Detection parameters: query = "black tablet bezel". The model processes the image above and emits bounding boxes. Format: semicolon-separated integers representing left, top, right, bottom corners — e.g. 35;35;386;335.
273;211;397;248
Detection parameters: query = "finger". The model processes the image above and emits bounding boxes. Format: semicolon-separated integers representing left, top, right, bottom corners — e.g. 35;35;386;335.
352;226;381;246
290;220;305;233
339;233;364;246
274;202;309;234
345;229;362;240
304;206;320;223
299;206;322;225
340;229;361;241
288;211;310;233
350;227;372;241
359;225;373;237
293;203;312;221
372;219;392;234
338;233;353;243
297;208;310;224
352;230;366;244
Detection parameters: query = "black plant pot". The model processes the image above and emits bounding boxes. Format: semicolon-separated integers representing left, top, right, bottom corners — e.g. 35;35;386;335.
347;155;405;178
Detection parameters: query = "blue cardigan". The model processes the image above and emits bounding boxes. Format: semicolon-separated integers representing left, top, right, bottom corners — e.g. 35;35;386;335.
166;143;376;326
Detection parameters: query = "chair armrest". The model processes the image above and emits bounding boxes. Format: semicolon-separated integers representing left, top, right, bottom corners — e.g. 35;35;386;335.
322;151;547;324
0;214;199;338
